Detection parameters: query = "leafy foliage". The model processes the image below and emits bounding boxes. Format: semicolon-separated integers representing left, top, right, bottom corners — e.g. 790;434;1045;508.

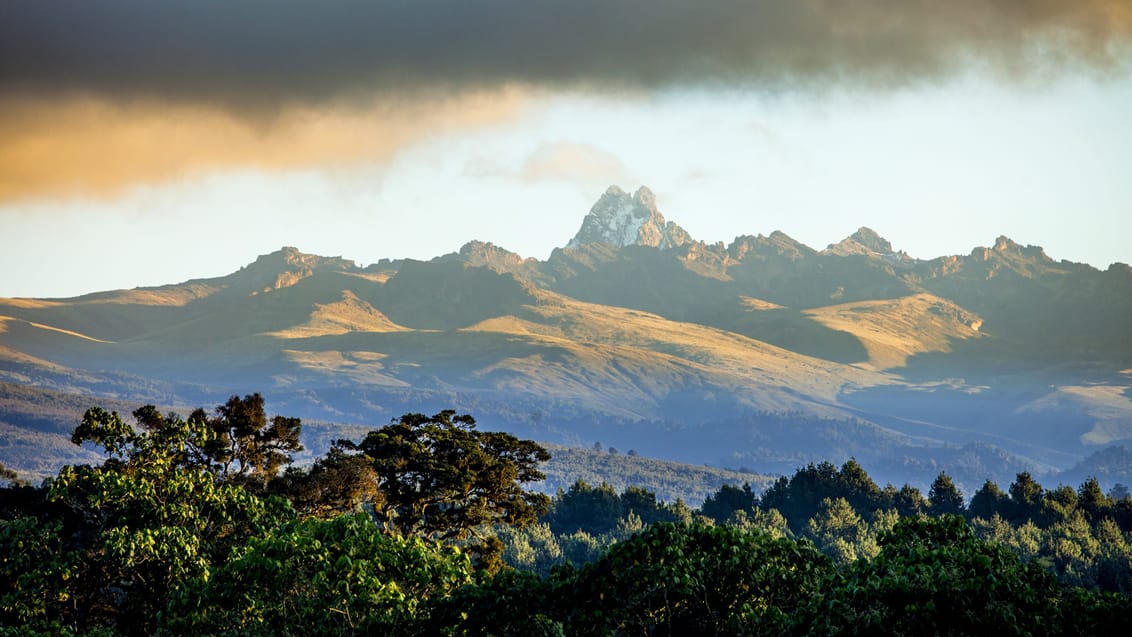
798;515;1132;636
563;522;831;636
5;398;1132;636
133;393;302;488
3;406;294;635
334;411;551;544
162;514;473;636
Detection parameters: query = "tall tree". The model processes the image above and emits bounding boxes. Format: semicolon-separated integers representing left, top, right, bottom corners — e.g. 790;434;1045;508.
700;482;756;524
928;471;965;516
131;394;302;488
1009;472;1045;522
1078;477;1112;523
19;406;293;635
968;479;1009;520
341;410;550;547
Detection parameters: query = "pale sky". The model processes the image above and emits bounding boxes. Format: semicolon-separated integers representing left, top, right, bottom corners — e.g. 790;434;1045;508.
2;2;1131;298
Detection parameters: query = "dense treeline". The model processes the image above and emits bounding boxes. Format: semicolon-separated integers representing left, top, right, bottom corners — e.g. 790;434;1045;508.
2;399;1131;635
504;460;1132;593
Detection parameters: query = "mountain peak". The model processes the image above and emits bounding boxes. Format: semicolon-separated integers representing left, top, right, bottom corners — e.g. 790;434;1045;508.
824;227;896;257
237;247;355;294
567;185;692;250
848;227;893;253
972;236;1052;263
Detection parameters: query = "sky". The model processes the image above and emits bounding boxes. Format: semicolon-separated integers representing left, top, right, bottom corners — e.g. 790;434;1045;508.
2;1;1131;298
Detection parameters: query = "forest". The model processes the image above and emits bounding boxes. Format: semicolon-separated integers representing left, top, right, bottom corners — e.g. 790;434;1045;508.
2;396;1132;636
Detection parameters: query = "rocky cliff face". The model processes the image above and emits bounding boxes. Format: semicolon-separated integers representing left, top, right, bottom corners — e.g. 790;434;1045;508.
566;186;692;249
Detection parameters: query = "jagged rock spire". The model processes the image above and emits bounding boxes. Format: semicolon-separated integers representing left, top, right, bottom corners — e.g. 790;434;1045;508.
567;185;692;249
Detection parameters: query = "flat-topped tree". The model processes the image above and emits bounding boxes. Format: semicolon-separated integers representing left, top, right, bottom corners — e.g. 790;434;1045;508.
335;410;551;547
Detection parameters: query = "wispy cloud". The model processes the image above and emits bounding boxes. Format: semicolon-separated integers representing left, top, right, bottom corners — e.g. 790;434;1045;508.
0;90;528;202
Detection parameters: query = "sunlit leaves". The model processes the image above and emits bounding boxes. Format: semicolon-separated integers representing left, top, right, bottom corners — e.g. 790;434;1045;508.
162;514;473;636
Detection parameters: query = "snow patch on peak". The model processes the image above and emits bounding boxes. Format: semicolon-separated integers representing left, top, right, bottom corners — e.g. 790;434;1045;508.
567;185;692;250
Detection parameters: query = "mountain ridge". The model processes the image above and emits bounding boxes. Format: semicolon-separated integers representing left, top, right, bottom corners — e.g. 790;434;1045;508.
1;184;1130;491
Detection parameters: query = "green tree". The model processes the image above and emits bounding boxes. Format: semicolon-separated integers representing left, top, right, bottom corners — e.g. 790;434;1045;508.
0;516;84;635
564;523;831;636
700;482;756;524
497;522;564;576
31;407;292;635
162;513;472;636
272;445;380;518
428;569;562;637
544;480;623;535
1078;477;1112;524
928;471;964;516
133;394;302;488
890;483;927;517
340;410;550;551
619;485;679;526
806;497;869;563
759;460;887;533
1008;471;1045;523
1043;510;1101;587
557;529;609;566
1042;484;1079;525
968;479;1009;520
800;515;1094;636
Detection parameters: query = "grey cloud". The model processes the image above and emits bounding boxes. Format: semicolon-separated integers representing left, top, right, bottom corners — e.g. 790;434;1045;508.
1;0;1129;110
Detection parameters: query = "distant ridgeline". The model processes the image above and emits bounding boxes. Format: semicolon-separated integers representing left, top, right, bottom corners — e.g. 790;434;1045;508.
2;184;1131;491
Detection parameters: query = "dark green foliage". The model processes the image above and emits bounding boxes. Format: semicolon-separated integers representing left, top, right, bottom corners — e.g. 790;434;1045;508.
798;515;1132;636
928;471;965;515
0;516;84;635
140;393;304;488
8;406;294;636
1078;476;1113;523
428;569;561;637
563;523;832;636
162;513;473;636
890;482;928;516
544;480;625;534
759;459;888;533
337;410;551;546
542;479;686;536
8;398;1132;636
1008;471;1045;522
271;444;380;518
968;478;1009;520
700;482;756;524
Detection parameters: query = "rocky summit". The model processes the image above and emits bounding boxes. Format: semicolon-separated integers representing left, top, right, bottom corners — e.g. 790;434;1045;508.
566;185;692;249
1;184;1131;491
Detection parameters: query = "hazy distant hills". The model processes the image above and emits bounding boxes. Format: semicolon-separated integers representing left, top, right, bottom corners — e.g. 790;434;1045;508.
2;185;1131;492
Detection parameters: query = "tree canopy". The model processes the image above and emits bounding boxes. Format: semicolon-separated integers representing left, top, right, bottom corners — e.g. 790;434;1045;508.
335;410;551;544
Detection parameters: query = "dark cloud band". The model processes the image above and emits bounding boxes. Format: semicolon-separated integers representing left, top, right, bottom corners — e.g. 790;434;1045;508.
1;0;1129;108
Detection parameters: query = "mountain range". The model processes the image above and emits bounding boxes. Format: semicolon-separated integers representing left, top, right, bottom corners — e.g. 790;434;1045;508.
2;185;1131;492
